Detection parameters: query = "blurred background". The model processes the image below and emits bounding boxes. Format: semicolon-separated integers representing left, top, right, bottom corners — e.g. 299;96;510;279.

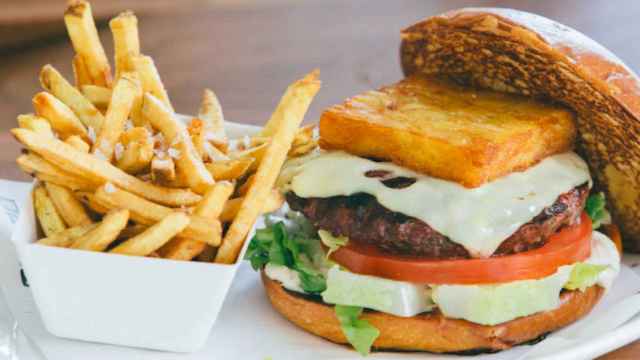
1;0;639;177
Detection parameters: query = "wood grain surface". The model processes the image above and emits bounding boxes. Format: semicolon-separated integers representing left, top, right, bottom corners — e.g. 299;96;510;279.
0;1;639;357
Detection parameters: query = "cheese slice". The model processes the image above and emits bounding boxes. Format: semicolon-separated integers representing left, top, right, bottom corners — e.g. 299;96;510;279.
286;150;591;257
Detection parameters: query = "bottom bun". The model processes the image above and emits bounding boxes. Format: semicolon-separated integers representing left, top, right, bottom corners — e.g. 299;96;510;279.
261;272;603;353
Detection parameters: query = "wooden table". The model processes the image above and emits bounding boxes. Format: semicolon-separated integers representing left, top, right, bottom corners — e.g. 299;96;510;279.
1;0;639;357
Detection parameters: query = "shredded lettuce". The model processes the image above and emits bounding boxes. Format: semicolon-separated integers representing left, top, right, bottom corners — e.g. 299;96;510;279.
318;230;348;257
565;263;608;291
334;305;380;356
245;220;327;294
585;192;610;228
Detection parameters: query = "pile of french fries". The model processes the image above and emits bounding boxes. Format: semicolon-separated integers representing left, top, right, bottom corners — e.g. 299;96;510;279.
12;0;321;264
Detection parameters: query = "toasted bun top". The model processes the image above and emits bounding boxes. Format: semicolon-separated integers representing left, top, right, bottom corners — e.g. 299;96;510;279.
400;8;640;251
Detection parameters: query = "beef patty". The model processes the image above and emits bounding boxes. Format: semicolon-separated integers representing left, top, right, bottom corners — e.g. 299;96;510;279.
286;183;589;259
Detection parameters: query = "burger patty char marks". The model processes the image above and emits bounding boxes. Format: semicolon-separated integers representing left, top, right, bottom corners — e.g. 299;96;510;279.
286;183;589;259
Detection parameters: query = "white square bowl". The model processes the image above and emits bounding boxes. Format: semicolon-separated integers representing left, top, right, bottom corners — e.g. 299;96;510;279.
10;121;262;353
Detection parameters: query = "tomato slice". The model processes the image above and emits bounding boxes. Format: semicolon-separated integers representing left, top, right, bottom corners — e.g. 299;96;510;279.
329;213;592;284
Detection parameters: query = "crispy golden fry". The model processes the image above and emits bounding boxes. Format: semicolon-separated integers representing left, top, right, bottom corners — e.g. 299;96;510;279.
71;209;129;251
230;142;269;172
33;185;67;237
65;135;90;153
320;75;576;188
17;154;96;191
230;136;269;152
195;181;234;218
33;92;88;141
72;54;92;88
111;212;189;256
143;94;214;193
288;138;318;157
198;89;226;139
216;70;320;263
219;189;283;223
109;11;140;80
132;55;173;112
92;72;141;161
40;64;104;132
12;129;201;206
91;184;220;246
116;127;153;174
17;114;54;137
150;155;176;182
45;182;92;227
205;158;255;181
205;158;253;181
188;118;230;162
293;124;315;147
38;223;97;247
80;85;111;109
64;1;112;87
117;143;153;174
159;182;233;260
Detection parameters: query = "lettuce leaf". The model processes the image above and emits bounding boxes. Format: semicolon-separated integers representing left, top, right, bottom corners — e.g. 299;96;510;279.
564;263;608;291
334;305;380;356
245;221;326;294
318;230;348;257
586;192;610;229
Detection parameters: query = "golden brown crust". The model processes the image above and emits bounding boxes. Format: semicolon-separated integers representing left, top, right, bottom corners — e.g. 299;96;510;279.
262;272;604;353
400;8;640;251
320;75;575;187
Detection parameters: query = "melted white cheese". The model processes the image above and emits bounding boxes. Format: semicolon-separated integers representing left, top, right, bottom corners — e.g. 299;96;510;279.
287;151;591;257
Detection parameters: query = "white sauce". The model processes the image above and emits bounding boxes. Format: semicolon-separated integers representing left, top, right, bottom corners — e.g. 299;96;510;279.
287;151;591;257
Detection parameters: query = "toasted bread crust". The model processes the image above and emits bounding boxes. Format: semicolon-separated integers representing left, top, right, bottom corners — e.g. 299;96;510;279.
400;8;640;251
262;272;603;353
320;76;575;187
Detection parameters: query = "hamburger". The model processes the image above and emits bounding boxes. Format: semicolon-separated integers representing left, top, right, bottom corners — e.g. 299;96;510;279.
245;8;635;355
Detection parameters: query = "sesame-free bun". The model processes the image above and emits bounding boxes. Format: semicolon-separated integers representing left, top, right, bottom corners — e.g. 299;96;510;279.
262;273;603;353
400;8;640;251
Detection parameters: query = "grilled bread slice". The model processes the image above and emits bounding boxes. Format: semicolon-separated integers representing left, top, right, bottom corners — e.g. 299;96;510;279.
319;75;575;187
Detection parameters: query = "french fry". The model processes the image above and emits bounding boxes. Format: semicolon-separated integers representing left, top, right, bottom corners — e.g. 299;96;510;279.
45;182;92;227
111;212;190;256
12;129;201;206
293;124;315;146
109;11;140;80
64;0;112;87
72;54;92;88
230;141;269;172
205;158;253;181
142;94;214;193
81;85;111;109
17;114;54;137
196;246;217;262
40;64;104;132
33;185;67;237
91;184;220;246
38;222;97;248
219;189;284;222
33;92;88;141
65;135;90;153
159;181;233;260
215;70;320;263
132;55;173;112
289;138;318;157
117;142;153;174
92;72;141;161
71;209;129;251
17;153;97;191
198;89;226;139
